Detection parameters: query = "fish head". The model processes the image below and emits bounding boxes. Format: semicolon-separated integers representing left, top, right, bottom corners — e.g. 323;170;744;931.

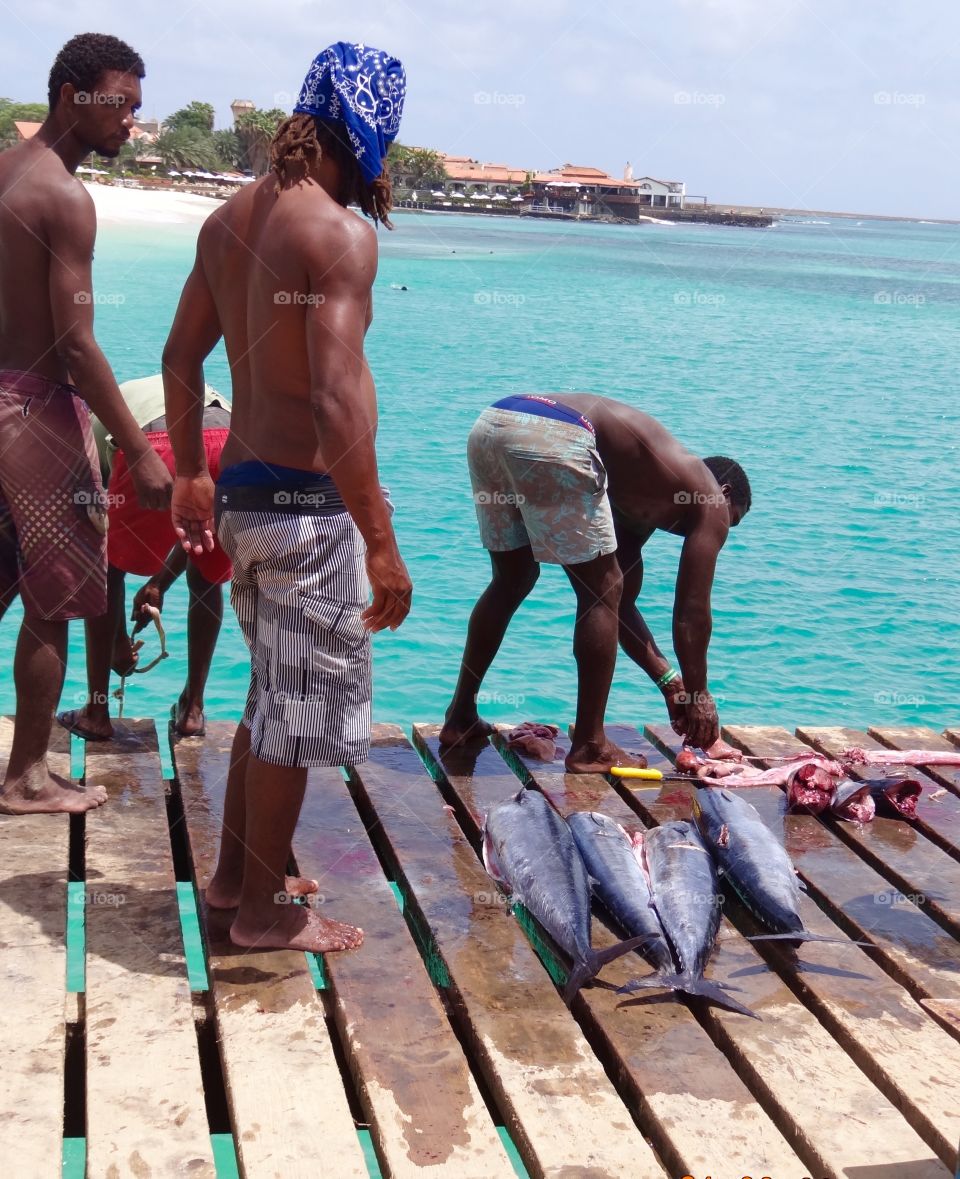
481;818;508;884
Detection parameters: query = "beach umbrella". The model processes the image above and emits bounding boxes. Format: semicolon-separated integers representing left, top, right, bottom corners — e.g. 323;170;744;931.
510;195;524;202
469;192;484;199
493;193;508;201
431;189;445;197
167;169;181;177
451;191;465;198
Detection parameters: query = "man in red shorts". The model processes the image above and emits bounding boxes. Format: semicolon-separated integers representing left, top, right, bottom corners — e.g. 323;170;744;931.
58;374;231;739
0;34;172;815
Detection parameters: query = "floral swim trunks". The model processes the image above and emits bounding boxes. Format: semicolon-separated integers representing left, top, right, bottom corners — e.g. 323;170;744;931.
467;394;617;566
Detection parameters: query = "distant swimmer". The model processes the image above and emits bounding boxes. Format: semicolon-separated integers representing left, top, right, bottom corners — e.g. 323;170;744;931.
57;374;232;741
164;42;411;955
440;394;751;773
390;282;409;290
0;34;172;815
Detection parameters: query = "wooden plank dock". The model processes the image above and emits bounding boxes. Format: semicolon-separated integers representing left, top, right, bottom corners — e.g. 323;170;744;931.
1;714;959;1177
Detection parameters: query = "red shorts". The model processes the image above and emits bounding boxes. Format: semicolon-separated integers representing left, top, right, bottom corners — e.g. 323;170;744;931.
107;429;232;585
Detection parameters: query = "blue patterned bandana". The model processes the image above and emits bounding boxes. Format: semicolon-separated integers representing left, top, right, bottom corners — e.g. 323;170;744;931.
294;42;406;185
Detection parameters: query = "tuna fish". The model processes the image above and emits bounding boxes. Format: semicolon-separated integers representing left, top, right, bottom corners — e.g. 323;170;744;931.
692;787;858;946
482;788;651;1003
616;819;758;1018
566;812;673;974
571;812;755;1016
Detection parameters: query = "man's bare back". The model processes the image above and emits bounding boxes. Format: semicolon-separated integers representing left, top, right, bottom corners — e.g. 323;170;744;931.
197;176;377;474
549;393;731;537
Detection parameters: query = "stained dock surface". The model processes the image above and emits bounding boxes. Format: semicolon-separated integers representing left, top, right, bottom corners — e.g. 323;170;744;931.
1;714;959;1178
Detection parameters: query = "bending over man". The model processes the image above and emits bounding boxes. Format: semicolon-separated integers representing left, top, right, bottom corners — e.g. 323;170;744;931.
165;43;411;953
440;393;751;772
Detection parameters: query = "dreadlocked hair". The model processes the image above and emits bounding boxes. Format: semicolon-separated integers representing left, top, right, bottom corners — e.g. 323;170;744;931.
270;114;394;227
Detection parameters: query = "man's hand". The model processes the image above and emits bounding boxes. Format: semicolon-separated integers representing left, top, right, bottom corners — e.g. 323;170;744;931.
663;678;689;736
362;542;412;633
131;580;164;634
682;689;720;750
127;447;173;511
172;473;216;555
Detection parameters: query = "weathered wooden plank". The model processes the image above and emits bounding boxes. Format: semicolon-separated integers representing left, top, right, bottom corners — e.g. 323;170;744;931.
84;720;215;1176
294;764;511;1177
0;717;69;1176
870;725;960;800
413;724;806;1179
611;722;949;1176
349;724;664;1179
801;725;960;862
172;723;368;1179
795;726;960;933
641;722;960;1169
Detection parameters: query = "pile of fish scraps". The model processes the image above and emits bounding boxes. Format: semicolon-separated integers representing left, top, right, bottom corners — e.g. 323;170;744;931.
675;742;960;822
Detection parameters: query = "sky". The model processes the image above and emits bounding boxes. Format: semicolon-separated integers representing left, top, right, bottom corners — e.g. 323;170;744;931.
1;0;958;218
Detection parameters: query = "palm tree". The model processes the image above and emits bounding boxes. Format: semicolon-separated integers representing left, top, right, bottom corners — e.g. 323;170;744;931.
235;108;286;176
154;127;222;172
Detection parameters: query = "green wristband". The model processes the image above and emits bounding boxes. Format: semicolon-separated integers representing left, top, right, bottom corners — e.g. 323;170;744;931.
655;667;680;689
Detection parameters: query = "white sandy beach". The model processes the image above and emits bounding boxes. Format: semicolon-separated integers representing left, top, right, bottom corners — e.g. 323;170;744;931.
84;181;222;225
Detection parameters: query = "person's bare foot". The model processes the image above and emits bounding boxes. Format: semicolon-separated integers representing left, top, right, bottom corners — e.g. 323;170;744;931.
439;709;493;747
230;904;363;953
205;874;320;910
174;694;206;738
565;741;647;775
56;707;113;742
0;767;108;815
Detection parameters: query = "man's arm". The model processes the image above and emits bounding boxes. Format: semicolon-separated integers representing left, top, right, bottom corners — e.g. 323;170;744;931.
672;514;726;747
131;543;189;630
47;184;171;509
303;216;411;633
616;525;688;736
162;238;223;553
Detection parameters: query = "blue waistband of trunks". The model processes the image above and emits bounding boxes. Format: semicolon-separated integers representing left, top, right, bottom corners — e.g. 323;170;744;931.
491;394;595;434
216;462;346;514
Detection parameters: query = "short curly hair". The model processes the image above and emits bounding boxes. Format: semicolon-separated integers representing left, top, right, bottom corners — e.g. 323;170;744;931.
48;33;144;111
703;455;752;512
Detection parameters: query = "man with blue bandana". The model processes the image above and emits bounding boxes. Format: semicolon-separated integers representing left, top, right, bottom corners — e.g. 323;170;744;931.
163;42;411;955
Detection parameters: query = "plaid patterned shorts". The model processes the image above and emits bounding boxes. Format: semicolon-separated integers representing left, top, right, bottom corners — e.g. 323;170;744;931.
217;507;372;767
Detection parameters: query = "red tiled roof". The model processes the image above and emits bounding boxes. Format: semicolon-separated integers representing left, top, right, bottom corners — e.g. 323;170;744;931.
13;121;42;140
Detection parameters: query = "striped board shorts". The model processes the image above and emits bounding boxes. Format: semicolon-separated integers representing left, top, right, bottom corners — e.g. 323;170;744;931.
217;503;372;768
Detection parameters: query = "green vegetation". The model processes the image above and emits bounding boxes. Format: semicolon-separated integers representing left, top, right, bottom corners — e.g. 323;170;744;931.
163;100;214;133
234;108;286;176
388;143;447;190
0;98;47;148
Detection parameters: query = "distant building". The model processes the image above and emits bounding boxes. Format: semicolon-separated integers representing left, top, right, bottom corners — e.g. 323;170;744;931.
230;99;255;127
133;118;161;139
633;176;686;209
414;150;686;218
13;121;42;141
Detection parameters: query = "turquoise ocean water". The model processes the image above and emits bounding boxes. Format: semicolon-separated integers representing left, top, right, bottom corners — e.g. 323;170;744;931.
2;210;957;734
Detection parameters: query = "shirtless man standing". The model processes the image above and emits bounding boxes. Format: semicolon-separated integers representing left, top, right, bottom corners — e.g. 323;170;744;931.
439;394;751;771
165;43;411;954
0;33;171;814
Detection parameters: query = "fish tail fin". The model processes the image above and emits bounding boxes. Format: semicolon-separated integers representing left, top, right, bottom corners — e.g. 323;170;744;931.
562;934;656;1004
617;972;760;1019
747;931;870;947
